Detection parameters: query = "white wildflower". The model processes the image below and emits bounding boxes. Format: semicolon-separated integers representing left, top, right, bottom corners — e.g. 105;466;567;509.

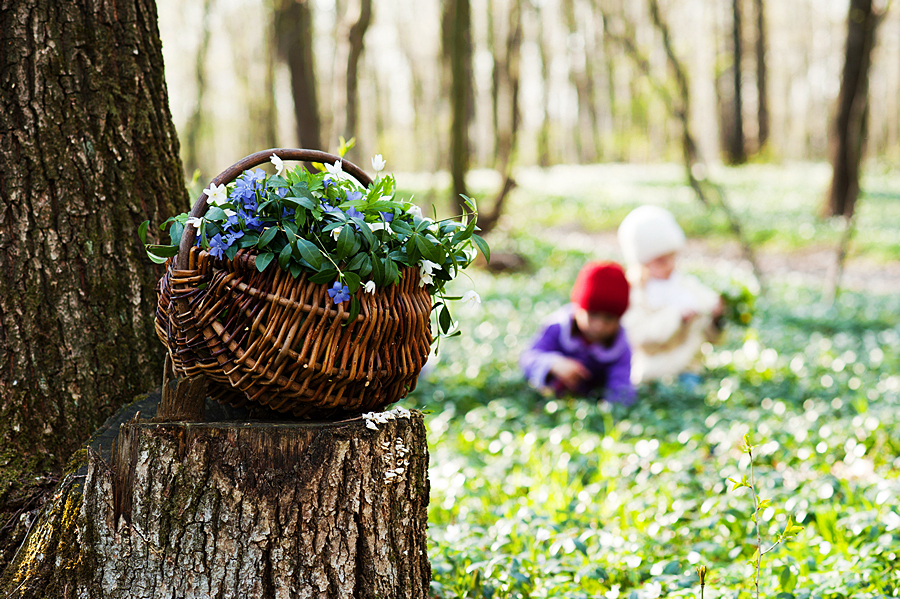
371;154;386;173
604;585;620;599
407;204;424;220
203;183;228;206
368;222;389;232
331;225;343;240
462;290;481;306
186;216;203;229
270;154;285;177
363;281;376;294
641;581;662;599
419;259;439;287
223;208;237;218
324;159;344;180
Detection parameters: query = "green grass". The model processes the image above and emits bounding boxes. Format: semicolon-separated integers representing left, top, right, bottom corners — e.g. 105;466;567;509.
397;163;900;598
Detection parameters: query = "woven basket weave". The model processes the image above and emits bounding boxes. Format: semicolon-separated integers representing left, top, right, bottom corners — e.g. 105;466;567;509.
155;149;432;419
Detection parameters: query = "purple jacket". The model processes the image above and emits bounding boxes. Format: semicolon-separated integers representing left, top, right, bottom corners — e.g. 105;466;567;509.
519;305;635;405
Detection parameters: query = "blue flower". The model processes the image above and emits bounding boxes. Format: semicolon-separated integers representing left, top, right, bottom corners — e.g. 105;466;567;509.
345;190;363;203
233;169;266;202
208;233;227;259
323;178;335;190
224;229;244;246
240;209;264;232
379;211;394;222
346;206;364;220
282;206;296;220
276;187;288;198
327;281;351;304
223;211;241;231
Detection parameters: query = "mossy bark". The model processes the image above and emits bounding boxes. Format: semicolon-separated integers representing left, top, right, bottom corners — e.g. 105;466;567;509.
1;412;432;598
0;0;187;474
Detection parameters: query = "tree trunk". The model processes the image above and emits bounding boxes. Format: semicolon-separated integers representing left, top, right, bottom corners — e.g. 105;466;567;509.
443;0;474;213
727;0;746;164
182;0;215;178
536;1;552;167
0;0;186;487
753;0;769;152
1;399;432;598
275;0;323;150
346;0;374;162
824;0;881;218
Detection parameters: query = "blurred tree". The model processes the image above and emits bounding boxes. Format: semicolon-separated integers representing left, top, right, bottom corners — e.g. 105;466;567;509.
535;0;553;167
754;0;769;152
442;0;473;213
183;0;215;177
824;0;883;218
563;0;600;162
726;0;747;163
275;0;323;150
346;0;373;162
0;0;186;571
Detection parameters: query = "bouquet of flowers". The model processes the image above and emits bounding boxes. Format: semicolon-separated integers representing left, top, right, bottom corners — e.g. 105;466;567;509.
140;153;489;338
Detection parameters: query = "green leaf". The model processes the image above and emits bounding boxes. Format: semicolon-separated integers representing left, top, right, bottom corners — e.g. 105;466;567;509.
342;272;361;293
293;238;323;269
258;227;278;249
309;268;338;285
439;304;453;334
391;219;414;238
471;234;490;264
371;253;386;286
145;244;179;257
146;251;170;264
384;258;399;286
278;243;292;270
206;206;226;221
255;252;275;272
414;234;443;262
289;262;302;279
346;253;368;272
169;221;185;246
284;221;298;239
346;296;361;326
225;245;239;260
138;220;149;244
336;225;355;260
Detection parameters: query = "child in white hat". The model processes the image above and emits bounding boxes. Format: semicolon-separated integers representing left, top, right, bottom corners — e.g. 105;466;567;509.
617;205;723;385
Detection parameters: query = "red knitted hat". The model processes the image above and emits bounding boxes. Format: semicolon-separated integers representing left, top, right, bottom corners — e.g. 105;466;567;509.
570;262;630;316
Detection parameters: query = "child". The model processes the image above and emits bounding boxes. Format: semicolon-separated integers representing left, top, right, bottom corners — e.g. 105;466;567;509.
520;262;635;405
617;205;723;385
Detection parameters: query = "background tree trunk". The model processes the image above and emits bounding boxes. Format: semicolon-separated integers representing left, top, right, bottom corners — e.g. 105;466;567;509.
346;0;374;162
727;0;747;163
0;0;186;523
1;400;432;598
275;0;323;150
754;0;769;152
443;0;474;213
182;0;215;178
824;0;881;218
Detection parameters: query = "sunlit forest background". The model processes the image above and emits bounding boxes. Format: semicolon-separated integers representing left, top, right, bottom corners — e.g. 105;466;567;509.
157;0;900;175
152;0;900;596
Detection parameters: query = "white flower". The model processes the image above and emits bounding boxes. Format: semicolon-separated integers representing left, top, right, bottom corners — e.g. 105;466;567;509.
641;581;662;599
464;246;477;262
368;222;389;232
462;290;481;306
270;154;285;177
371;154;386;173
186;216;203;229
331;225;343;240
407;204;424;220
604;585;620;599
223;208;237;218
419;259;439;287
203;183;228;206
363;281;376;294
324;159;344;180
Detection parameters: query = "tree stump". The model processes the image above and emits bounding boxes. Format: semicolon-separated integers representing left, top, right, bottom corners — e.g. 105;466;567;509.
1;402;432;599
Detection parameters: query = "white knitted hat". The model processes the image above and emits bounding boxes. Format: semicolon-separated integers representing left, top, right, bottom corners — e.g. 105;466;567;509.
617;205;686;266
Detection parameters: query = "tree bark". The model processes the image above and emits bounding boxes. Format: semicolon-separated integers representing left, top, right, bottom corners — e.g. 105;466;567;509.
0;0;186;477
727;0;747;164
824;0;881;218
346;0;374;162
753;0;769;152
443;0;474;213
275;0;323;150
1;404;432;598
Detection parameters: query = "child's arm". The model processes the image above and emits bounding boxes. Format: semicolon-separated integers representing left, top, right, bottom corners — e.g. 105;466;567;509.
520;322;571;390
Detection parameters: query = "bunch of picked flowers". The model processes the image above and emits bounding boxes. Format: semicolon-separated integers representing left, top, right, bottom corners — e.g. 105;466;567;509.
140;153;489;338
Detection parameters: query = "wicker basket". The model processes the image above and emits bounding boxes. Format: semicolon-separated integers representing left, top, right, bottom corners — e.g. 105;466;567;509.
155;149;432;419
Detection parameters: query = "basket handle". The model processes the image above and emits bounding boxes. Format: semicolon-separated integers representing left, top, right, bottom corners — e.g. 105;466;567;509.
177;148;374;269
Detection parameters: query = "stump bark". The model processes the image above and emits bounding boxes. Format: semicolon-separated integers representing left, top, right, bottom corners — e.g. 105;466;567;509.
1;404;432;599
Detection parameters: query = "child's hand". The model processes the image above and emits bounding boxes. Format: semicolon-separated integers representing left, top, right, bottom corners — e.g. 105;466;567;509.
681;309;698;323
549;357;591;391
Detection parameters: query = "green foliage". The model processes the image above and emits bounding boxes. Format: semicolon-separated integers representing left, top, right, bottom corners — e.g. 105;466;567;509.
394;164;900;598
